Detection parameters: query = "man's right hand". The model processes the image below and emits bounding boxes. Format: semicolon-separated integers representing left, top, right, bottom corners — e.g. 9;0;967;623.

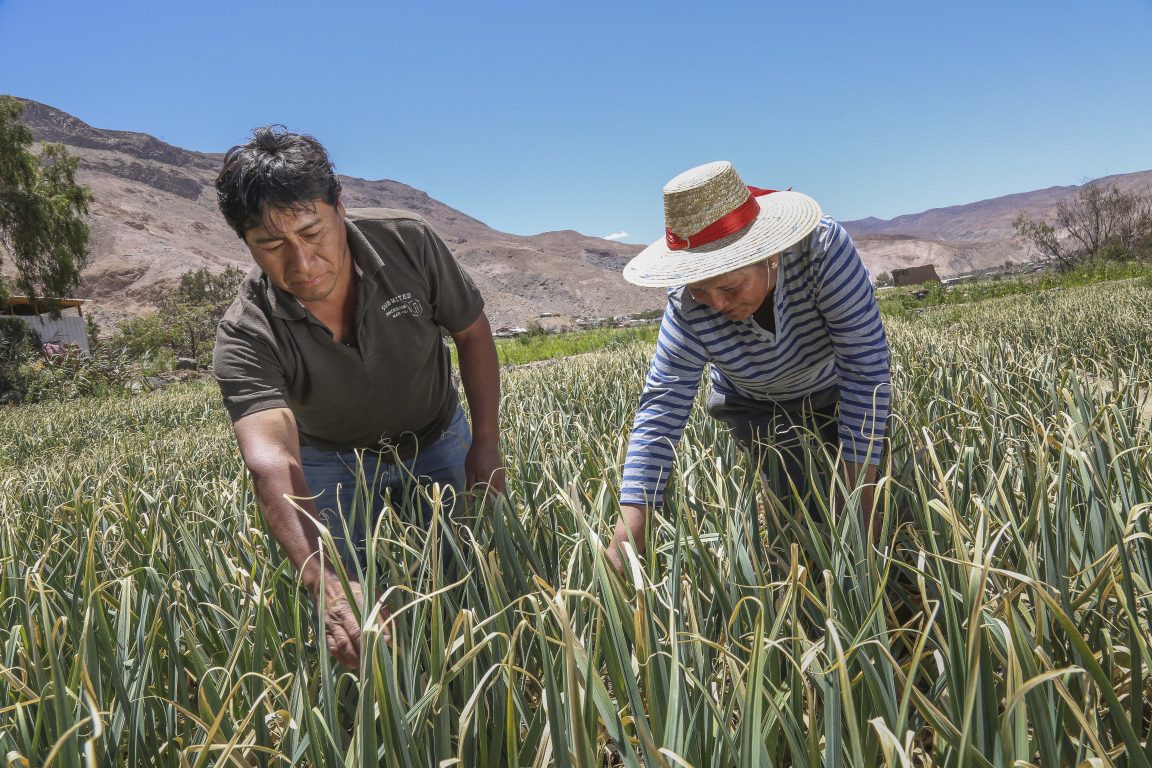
317;577;391;669
606;505;648;575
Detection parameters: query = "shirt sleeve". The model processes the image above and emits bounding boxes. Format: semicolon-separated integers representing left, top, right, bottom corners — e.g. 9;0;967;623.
620;300;709;508
212;319;290;423
810;219;891;465
419;221;484;333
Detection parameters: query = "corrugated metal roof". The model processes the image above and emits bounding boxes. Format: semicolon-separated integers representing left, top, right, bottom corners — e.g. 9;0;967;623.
4;296;86;316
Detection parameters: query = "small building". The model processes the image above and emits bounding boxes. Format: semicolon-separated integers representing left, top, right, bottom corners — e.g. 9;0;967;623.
891;265;941;287
492;326;530;339
4;296;89;353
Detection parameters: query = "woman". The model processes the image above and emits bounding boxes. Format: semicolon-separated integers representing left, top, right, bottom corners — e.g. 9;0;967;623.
607;161;890;571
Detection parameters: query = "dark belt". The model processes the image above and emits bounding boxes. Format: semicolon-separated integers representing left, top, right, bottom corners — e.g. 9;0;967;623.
300;411;455;464
705;384;840;419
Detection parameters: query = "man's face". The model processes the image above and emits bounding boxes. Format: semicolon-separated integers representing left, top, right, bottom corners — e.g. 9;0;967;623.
686;260;774;321
243;200;350;304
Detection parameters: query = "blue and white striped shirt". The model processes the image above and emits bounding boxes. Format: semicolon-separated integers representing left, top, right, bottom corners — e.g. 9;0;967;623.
620;217;891;507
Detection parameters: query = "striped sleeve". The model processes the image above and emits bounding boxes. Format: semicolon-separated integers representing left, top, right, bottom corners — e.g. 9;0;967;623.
620;300;708;507
812;220;891;465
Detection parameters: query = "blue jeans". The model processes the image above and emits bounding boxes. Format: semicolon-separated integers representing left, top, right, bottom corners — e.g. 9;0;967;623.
300;406;471;571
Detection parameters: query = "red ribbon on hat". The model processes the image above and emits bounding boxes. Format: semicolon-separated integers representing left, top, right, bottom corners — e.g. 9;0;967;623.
665;186;781;251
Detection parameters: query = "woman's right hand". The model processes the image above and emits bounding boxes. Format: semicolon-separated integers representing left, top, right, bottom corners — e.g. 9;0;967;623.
606;505;648;575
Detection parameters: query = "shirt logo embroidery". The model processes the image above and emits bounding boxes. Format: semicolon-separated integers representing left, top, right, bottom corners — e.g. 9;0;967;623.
381;292;424;318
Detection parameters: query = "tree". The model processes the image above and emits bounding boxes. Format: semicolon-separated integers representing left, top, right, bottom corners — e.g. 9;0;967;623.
112;266;246;366
1013;182;1152;271
0;96;92;312
162;266;246;362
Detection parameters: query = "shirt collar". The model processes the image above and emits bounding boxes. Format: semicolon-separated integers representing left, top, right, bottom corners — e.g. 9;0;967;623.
264;279;306;321
345;217;387;279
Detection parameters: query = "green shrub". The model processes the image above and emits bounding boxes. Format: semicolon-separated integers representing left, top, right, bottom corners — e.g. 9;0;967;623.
0;317;42;403
106;266;245;364
17;344;139;403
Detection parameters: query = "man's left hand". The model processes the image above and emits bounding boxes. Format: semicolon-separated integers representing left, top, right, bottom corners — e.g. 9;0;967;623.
465;436;506;495
451;312;505;498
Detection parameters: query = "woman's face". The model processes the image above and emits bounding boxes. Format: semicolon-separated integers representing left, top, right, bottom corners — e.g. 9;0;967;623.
686;260;774;321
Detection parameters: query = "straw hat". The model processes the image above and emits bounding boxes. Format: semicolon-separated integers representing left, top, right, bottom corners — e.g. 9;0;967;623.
623;161;822;288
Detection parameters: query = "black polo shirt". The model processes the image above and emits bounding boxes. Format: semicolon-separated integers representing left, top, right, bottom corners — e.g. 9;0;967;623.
213;208;484;455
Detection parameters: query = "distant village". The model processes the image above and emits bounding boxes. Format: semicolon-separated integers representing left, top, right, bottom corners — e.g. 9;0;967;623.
491;310;661;339
488;260;1052;339
6;260;1052;348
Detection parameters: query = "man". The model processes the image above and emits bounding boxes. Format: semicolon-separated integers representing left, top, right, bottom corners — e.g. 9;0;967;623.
212;126;504;668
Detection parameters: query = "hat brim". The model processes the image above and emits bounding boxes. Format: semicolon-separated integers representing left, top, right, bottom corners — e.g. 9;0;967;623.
623;191;822;288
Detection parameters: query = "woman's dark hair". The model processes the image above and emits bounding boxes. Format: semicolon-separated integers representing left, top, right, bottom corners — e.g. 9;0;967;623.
215;125;342;238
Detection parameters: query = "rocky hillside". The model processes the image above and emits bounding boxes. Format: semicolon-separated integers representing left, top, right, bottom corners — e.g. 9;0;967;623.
843;169;1152;276
13;98;663;328
11;97;1151;320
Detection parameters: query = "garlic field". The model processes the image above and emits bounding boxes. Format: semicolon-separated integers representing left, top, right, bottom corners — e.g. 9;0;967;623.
2;280;1151;767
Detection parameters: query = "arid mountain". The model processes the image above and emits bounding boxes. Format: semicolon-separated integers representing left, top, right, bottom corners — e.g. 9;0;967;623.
12;98;663;328
11;97;1151;320
843;170;1152;276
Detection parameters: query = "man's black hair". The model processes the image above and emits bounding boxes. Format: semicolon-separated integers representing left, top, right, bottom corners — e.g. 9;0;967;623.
215;125;342;238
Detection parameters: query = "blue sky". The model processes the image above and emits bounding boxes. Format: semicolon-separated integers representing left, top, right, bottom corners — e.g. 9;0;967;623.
1;0;1149;244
